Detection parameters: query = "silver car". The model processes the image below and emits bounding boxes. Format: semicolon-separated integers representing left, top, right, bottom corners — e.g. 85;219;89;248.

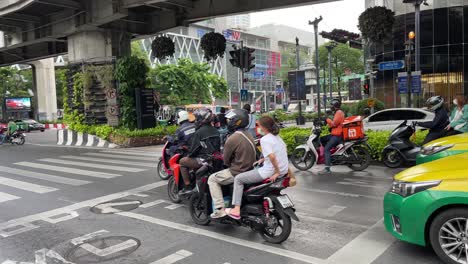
362;108;435;131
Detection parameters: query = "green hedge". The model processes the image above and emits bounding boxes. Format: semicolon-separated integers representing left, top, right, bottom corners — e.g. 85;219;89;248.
67;124;177;141
279;127;428;161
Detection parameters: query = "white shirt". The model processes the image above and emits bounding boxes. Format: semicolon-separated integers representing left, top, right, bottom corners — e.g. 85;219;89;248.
258;133;289;179
247;114;256;129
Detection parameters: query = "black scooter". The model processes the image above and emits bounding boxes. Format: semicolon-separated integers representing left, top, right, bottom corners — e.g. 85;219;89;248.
382;120;420;168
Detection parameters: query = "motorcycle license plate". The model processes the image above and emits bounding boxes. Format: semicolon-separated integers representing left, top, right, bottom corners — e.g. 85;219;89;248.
277;195;294;208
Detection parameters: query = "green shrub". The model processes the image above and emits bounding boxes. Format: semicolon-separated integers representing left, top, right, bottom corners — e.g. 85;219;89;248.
279;127;311;154
355;98;385;115
112;126;177;138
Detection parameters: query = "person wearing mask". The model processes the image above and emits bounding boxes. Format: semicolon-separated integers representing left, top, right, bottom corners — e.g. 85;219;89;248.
168;111;196;155
179;108;221;195
417;96;450;145
225;116;289;220
208;109;257;219
244;104;257;138
319;99;345;175
446;94;468;135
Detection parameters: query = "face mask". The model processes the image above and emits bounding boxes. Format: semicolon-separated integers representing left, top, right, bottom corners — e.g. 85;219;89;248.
258;127;266;136
453;99;458;106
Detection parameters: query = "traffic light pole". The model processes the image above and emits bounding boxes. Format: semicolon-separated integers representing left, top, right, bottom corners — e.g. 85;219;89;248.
296;37;305;125
240;40;245;109
309;16;322;118
407;40;413;108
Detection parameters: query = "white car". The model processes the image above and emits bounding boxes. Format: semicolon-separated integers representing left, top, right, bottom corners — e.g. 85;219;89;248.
362;108;435;131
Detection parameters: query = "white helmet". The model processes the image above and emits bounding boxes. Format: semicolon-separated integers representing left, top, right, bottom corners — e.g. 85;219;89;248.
178;111;189;124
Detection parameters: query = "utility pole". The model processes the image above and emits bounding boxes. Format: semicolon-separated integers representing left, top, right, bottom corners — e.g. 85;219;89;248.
240;40;244;109
405;32;415;108
309;16;323;117
326;42;337;102
296;37;305;125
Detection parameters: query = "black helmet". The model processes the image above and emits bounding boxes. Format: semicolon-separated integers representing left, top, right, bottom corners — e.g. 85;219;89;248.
426;96;444;111
194;108;212;128
330;98;341;109
225;109;249;132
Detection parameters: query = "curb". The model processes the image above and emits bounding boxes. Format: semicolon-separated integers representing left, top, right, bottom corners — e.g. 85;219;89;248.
45;124;66;129
57;129;118;148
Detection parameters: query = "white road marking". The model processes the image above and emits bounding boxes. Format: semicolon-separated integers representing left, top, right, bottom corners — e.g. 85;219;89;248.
325;205;346;217
0;192;20;203
71;230;109;245
94;201;142;214
60;156;155;168
15;162;120;179
140;199;166;208
39;158;146;173
150;250;193;264
81;239;138;257
327;219;395;264
291;187;382;200
41;211;79;224
82;153;156;161
0;182;166;238
336;181;386;189
118;212;326;264
0;176;57;194
0;166;90;186
100;150;159;157
164;204;184;210
295;212;369;229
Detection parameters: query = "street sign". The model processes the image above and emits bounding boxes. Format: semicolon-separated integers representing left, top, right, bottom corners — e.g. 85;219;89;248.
398;71;422;94
240;89;248;102
378;60;405;71
253;71;264;79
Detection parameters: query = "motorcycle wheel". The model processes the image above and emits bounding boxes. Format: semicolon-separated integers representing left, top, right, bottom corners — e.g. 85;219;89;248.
347;145;371;171
167;177;181;203
157;159;170;180
261;207;292;244
291;148;314;171
188;192;211;226
382;150;403;168
16;136;25;146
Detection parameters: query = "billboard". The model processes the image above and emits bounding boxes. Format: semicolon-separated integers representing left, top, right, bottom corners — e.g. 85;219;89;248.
288;70;306;101
5;97;31;111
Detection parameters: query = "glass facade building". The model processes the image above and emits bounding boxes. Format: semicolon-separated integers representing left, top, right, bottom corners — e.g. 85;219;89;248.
367;0;468;108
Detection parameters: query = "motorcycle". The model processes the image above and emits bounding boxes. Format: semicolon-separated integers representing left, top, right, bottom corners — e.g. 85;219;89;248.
157;138;178;181
167;152;222;204
291;117;371;171
382;120;420;168
1;129;26;145
188;164;298;244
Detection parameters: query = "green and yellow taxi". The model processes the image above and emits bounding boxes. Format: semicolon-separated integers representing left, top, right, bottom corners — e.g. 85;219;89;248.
417;133;468;164
384;153;468;264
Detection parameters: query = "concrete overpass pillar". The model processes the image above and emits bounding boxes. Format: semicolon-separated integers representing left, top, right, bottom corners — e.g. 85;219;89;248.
31;58;57;121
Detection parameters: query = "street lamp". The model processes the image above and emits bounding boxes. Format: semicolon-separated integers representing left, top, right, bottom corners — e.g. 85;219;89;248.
309;16;323;117
403;0;429;73
405;31;415;108
325;42;338;102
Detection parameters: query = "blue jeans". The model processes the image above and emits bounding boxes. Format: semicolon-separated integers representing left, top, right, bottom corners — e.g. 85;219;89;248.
320;135;342;167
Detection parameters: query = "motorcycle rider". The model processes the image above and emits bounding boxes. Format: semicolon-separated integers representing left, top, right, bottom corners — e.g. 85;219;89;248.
1;118;17;144
416;96;449;145
168;111;196;155
208;109;257;219
179;108;221;195
319;98;345;175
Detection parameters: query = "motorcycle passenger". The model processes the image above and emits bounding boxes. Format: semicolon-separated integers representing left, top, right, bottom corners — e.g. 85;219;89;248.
217;107;228;128
417;96;450;145
319;99;345;175
179;108;221;195
446;94;468;136
208;109;257;219
226;116;289;220
168;111;196;155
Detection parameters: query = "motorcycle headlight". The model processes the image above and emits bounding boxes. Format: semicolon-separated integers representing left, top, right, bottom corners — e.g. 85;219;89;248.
390;180;441;197
420;144;454;156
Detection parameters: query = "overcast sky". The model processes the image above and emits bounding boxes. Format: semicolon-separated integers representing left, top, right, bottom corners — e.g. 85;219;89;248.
250;0;365;34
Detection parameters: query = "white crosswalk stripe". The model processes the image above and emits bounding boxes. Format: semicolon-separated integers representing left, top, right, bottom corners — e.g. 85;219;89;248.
15;162;120;179
60;156;155;168
0;192;20;203
82;153;156;161
100;150;159;157
0;166;91;186
39;159;146;173
0;176;58;194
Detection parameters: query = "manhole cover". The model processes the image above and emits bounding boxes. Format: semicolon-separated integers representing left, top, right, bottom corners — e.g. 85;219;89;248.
90;199;142;214
65;236;141;263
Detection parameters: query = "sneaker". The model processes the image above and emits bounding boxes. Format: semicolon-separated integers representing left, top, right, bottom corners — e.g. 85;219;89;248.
210;209;227;219
317;167;331;175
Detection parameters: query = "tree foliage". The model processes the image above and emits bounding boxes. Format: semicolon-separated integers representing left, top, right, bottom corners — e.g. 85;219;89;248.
55;69;67;109
358;6;395;43
0;67;32;98
149;59;227;106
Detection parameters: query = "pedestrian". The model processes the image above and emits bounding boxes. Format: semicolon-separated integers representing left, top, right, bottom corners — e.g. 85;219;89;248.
244;104;257;138
446;94;468;136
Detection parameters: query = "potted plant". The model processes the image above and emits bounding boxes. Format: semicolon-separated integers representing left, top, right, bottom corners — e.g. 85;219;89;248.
200;32;226;61
151;36;175;60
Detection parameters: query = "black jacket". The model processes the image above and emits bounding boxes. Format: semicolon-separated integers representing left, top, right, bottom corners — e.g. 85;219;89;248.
217;113;227;128
418;108;450;133
175;121;196;146
188;125;221;157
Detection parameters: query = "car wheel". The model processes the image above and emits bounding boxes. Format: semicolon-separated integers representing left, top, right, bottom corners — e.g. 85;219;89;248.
40;129;45;132
430;208;468;264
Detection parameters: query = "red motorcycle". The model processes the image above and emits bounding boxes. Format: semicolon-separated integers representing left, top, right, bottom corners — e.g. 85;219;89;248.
156;139;176;180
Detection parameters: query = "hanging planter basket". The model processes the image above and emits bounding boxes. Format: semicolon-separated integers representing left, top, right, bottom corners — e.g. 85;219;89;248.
151;36;175;60
358;6;395;43
200;32;226;62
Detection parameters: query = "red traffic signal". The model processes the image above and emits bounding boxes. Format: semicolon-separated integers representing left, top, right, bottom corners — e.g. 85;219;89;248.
363;79;370;95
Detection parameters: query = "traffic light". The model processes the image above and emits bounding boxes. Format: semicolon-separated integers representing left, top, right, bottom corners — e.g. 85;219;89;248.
229;49;242;68
348;40;363;49
363;79;370;95
243;47;255;72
